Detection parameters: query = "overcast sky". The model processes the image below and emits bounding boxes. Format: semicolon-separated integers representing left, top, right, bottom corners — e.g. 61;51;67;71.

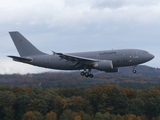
0;0;159;74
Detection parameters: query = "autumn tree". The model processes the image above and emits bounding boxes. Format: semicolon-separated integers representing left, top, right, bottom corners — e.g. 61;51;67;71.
45;111;57;120
139;89;160;102
122;88;136;99
74;115;81;120
86;84;128;114
68;96;85;112
12;86;28;96
53;96;64;116
86;84;117;113
22;111;43;120
124;114;141;120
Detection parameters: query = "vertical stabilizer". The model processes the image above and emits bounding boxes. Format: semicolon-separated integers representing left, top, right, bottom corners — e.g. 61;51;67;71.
9;31;46;57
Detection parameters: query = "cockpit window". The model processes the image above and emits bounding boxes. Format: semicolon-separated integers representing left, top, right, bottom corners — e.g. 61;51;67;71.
143;52;148;54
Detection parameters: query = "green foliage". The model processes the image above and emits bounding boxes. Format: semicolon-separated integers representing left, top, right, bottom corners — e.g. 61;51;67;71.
0;84;160;119
59;109;74;120
0;85;11;91
125;98;144;116
27;98;48;115
2;106;14;120
15;95;31;120
82;113;92;120
116;114;124;120
102;112;116;120
145;97;160;118
0;91;16;107
33;86;43;94
86;84;127;114
59;113;67;120
57;87;85;98
94;112;104;120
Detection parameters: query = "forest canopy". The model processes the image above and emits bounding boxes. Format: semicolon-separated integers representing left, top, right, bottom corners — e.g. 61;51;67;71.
0;84;160;120
0;65;160;119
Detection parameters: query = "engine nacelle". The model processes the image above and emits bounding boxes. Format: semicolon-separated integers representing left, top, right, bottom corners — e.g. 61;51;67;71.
105;68;119;72
93;60;114;71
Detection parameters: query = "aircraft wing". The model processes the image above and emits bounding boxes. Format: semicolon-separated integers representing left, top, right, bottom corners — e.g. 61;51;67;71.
53;51;99;67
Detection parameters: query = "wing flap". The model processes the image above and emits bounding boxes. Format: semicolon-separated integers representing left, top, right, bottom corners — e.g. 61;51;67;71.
52;51;99;67
53;51;98;62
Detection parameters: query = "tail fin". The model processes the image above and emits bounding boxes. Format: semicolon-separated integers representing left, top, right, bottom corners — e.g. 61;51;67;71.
9;31;47;57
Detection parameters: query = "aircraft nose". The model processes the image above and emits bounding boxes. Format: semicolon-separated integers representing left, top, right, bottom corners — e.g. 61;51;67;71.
149;54;154;60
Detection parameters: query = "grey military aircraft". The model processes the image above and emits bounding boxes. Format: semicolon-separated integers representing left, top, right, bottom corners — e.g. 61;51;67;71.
8;31;154;78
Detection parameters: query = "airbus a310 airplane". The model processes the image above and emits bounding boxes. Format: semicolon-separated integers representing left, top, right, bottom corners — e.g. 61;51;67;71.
8;31;154;78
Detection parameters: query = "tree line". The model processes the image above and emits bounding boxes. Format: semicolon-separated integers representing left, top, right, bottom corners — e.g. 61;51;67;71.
1;72;160;89
0;84;160;120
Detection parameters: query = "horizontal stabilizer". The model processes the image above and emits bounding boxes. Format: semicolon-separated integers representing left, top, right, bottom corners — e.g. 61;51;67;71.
8;56;32;62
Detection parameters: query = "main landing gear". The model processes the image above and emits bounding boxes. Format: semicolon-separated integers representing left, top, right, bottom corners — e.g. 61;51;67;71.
80;69;94;78
132;66;137;73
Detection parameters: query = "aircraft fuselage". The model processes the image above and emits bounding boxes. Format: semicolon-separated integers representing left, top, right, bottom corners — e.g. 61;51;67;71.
29;49;154;70
8;31;154;78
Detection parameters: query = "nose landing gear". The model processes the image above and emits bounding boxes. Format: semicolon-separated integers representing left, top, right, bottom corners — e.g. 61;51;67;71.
132;70;136;73
132;66;137;73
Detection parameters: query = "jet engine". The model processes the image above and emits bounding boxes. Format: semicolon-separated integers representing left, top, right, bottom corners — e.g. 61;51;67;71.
93;60;116;71
105;68;118;72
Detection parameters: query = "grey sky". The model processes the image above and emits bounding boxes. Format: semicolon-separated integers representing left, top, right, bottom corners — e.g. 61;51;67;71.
0;0;159;74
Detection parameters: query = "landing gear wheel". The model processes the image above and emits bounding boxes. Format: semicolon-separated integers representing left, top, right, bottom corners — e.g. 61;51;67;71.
132;66;137;74
80;71;85;76
132;70;136;73
85;72;89;77
80;69;94;78
89;74;94;78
